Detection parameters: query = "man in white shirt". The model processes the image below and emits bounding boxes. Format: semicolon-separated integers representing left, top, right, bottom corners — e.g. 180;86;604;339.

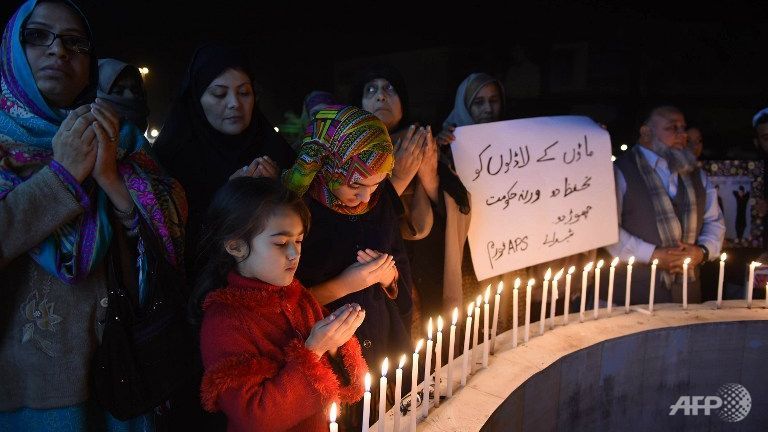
607;105;725;305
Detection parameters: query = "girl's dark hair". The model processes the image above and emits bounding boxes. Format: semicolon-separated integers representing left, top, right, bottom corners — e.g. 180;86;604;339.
189;177;310;325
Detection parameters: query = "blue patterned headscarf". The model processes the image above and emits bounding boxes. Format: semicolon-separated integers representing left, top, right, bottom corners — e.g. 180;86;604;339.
0;0;97;124
0;0;187;285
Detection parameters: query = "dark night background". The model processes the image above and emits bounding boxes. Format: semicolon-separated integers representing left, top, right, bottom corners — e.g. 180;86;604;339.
2;0;767;156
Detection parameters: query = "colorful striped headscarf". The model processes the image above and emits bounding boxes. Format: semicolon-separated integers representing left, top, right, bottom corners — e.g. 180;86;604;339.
0;0;186;285
283;105;394;215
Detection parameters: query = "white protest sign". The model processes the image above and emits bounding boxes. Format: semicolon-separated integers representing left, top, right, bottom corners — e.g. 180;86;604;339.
451;115;618;280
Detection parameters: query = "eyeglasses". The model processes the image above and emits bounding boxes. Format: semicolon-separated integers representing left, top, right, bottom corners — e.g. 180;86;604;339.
21;28;92;55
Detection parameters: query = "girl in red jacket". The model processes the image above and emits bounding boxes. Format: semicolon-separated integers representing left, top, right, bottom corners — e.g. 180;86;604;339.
193;177;368;431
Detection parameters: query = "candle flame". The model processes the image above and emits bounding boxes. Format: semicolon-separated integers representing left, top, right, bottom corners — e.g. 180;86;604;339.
428;317;433;339
475;295;482;307
399;354;407;369
568;266;576;275
584;262;594;271
415;339;423;353
437;316;444;331
553;268;564;281
514;278;521;289
596;259;605;269
330;402;337;423
611;257;620;267
484;287;491;303
720;253;727;262
527;278;536;287
365;372;371;391
544;268;552;280
497;281;504;295
467;303;474;316
684;257;691;265
628;256;635;266
381;357;389;376
751;261;762;267
452;307;459;325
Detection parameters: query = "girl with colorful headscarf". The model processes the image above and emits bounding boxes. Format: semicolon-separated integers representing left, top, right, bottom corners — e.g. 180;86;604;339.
0;1;186;430
284;105;414;425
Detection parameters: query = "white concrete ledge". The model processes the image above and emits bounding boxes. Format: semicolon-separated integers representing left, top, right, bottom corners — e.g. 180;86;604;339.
412;300;768;431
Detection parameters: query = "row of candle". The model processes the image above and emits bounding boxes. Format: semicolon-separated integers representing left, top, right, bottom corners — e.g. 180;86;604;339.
357;288;501;432
335;253;766;431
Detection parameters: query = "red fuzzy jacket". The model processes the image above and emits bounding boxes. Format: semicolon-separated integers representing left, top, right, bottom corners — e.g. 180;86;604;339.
200;272;368;432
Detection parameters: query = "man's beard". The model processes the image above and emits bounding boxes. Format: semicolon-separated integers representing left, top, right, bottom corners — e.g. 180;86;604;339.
651;140;698;174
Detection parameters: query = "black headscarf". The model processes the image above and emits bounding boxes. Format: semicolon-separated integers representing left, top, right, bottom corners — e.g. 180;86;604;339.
350;63;469;214
350;63;410;134
153;43;295;267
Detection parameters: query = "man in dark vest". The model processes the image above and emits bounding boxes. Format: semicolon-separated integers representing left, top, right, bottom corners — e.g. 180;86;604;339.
607;105;725;305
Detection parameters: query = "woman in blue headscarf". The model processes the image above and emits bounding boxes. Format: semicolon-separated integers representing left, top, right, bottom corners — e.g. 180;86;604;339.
0;1;187;431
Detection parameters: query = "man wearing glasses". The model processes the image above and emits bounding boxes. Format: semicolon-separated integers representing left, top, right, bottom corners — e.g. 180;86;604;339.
606;105;725;306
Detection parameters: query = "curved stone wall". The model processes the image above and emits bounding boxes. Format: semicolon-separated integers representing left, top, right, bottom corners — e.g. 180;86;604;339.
418;302;768;432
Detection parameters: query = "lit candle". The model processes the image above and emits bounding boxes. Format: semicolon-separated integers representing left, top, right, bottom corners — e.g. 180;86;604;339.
625;256;635;313
682;257;691;310
525;279;534;342
512;278;520;347
580;262;593;322
422;319;433;419
747;261;762;308
461;304;473;386
362;372;371;432
378;358;388;432
717;253;726;308
394;354;405;432
550;269;563;329
471;295;481;372
329;402;338;432
649;259;658;313
447;308;458;397
607;257;619;314
434;316;443;407
410;340;422;432
491;281;503;354
564;267;575;324
482;287;491;368
594;260;604;319
539;268;552;335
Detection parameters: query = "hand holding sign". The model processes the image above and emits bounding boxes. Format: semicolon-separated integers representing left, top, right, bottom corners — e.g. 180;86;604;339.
451;116;619;280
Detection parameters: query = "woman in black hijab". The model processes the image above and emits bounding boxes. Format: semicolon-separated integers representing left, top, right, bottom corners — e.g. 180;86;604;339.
154;43;295;275
154;45;295;431
351;65;471;327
